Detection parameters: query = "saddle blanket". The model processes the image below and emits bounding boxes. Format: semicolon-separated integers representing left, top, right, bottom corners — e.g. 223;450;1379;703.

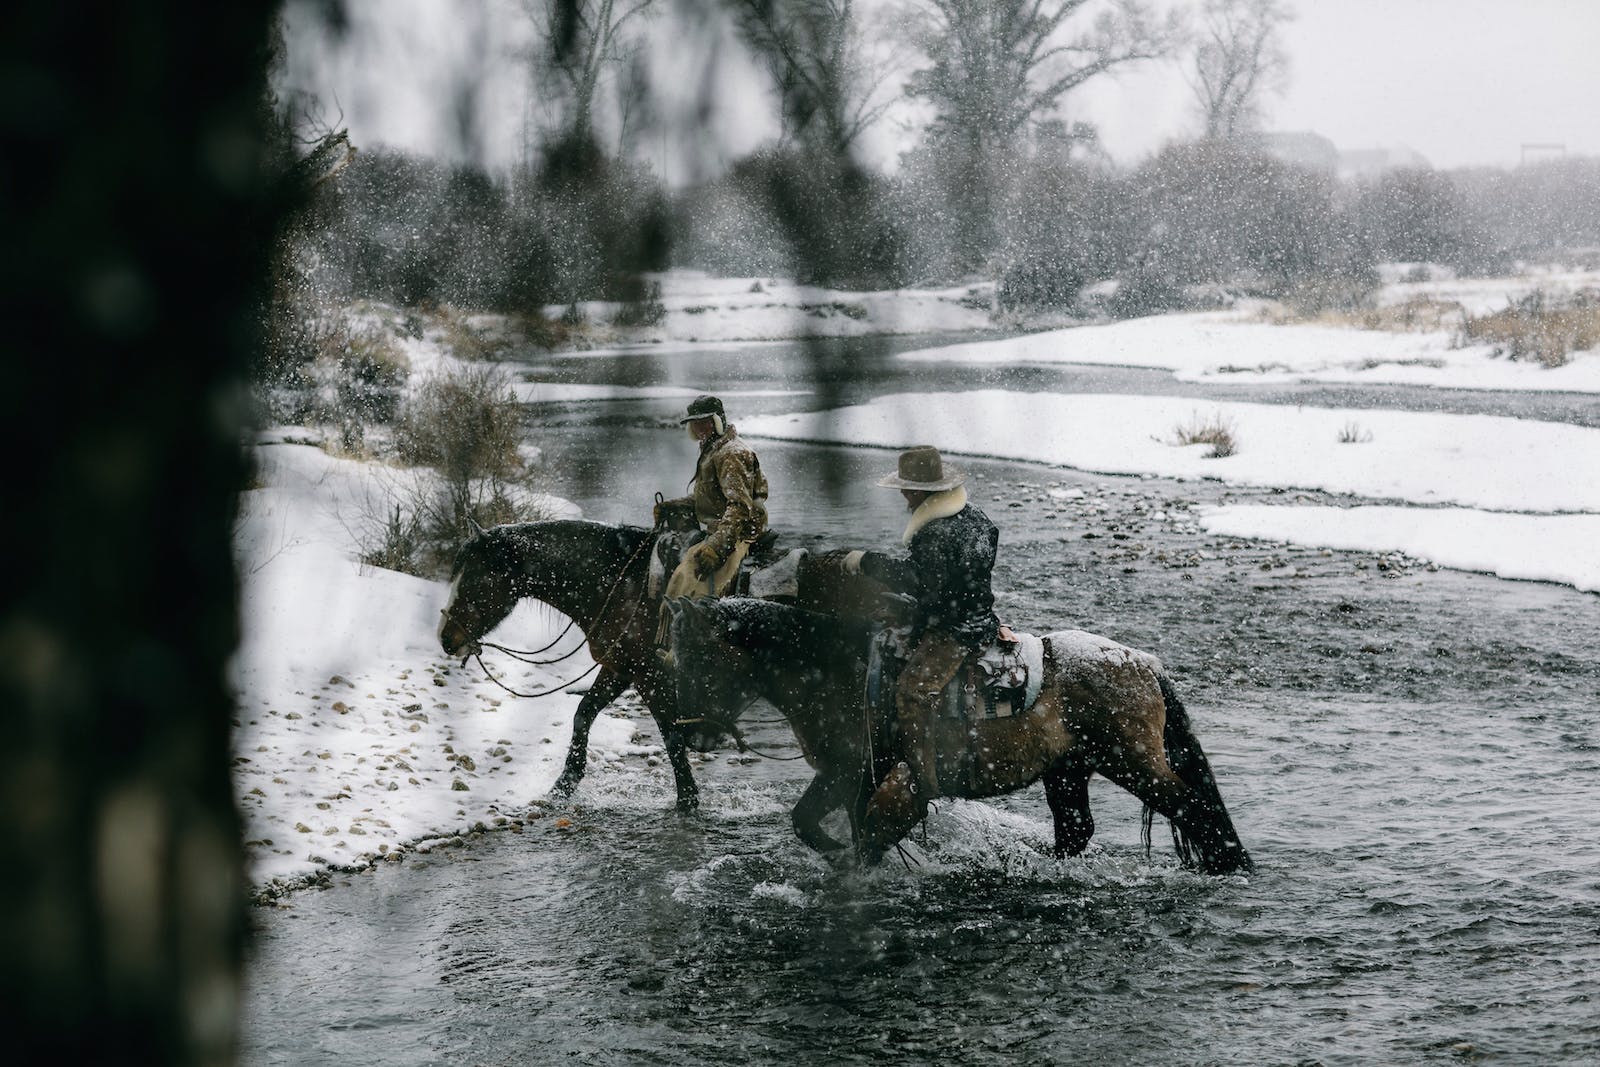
867;627;1045;721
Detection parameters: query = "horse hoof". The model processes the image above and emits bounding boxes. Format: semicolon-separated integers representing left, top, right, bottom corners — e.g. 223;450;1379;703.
675;796;701;815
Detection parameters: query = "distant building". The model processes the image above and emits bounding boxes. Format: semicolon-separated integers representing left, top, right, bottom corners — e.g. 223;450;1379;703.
1251;131;1432;179
1253;131;1339;172
1337;144;1431;180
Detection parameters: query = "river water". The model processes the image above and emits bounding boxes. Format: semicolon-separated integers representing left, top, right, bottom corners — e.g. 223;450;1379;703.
241;335;1600;1065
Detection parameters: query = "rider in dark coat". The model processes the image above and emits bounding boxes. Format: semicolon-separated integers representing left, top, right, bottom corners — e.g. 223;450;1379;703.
847;445;1000;848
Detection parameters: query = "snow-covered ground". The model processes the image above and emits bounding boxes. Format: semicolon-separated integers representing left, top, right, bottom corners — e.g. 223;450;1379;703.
1374;264;1600;315
232;432;645;893
509;382;805;403
529;270;997;345
1200;505;1600;594
898;306;1600;394
740;390;1600;594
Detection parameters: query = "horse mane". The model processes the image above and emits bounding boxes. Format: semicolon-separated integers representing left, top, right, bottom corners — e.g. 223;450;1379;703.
457;519;653;579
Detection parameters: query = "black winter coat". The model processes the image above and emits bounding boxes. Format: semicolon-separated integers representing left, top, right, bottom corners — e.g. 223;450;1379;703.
861;503;1000;650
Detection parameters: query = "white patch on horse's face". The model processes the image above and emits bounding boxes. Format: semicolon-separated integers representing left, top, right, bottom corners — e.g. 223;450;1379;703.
439;572;464;644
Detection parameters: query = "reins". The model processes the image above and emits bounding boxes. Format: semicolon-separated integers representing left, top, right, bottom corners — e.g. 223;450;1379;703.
457;528;656;699
673;697;810;762
479;615;580;662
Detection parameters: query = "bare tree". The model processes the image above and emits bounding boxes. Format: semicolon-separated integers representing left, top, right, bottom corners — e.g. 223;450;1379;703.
907;0;1177;162
903;0;1176;266
525;0;659;149
1187;0;1294;140
728;0;898;155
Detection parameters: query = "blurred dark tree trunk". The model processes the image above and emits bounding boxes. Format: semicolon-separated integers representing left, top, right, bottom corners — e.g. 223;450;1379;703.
0;2;280;1062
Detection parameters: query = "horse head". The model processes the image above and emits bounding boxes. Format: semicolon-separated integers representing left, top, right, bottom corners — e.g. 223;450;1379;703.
438;526;521;661
667;597;764;752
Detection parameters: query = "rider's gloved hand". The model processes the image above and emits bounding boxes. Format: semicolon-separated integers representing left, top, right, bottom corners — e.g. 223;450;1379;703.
842;550;866;575
687;540;721;578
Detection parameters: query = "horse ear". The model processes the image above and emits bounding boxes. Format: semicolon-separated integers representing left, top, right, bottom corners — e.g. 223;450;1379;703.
469;517;486;537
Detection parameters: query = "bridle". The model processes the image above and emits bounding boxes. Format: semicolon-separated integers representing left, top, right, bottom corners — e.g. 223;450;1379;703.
441;529;656;699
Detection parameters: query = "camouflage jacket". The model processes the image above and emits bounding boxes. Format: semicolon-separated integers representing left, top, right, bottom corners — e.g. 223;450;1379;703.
664;426;769;565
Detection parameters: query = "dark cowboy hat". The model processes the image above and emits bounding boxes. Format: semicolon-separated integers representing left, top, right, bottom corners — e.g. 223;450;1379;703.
876;445;964;491
677;394;725;424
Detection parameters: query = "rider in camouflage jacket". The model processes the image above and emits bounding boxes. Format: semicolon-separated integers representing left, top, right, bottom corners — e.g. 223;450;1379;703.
658;394;769;599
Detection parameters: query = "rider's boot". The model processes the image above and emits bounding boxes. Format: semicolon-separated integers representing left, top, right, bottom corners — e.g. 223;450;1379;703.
899;700;941;799
653;602;675;670
862;762;927;863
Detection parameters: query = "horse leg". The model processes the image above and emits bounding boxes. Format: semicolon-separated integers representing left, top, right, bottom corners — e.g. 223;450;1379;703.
1043;753;1095;858
658;721;701;813
792;772;855;853
548;667;629;799
630;673;701;813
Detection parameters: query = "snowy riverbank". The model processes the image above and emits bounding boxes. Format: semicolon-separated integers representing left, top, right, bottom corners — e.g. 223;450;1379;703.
898;307;1600;394
232;433;647;894
740;390;1600;594
522;270;998;347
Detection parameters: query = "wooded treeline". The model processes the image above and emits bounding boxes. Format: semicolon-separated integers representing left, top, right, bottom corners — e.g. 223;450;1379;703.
293;139;1600;315
273;0;1600;337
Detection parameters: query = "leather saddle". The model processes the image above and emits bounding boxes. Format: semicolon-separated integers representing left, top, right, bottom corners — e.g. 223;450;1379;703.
866;626;1045;723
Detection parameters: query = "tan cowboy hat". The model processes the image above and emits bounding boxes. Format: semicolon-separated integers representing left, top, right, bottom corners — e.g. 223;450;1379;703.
876;445;964;491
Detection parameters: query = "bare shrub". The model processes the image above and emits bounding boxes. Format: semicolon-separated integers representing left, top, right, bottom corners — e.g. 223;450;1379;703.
1269;295;1466;333
510;309;580;350
431;307;509;360
1171;412;1238;458
1279;274;1379;318
1337;421;1373;444
397;365;521;484
374;365;551;575
1458;289;1600;368
334;326;409;425
360;504;421;573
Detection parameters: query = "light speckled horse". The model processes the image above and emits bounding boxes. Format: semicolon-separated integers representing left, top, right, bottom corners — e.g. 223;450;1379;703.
670;597;1253;873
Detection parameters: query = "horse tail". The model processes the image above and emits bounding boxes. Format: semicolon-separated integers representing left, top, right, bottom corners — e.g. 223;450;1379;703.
1150;673;1253;874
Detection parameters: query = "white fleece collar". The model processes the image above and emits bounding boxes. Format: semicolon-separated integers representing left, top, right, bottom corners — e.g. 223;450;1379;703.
902;485;967;544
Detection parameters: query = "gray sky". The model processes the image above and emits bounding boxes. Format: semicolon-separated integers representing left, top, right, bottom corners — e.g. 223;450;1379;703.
281;0;1600;174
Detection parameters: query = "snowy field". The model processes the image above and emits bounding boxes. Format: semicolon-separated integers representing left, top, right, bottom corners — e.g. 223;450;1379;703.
899;305;1600;394
740;390;1600;594
1374;263;1600;315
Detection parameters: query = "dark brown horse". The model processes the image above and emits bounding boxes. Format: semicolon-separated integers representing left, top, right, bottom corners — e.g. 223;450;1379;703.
437;521;706;809
435;522;871;811
669;597;1254;874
